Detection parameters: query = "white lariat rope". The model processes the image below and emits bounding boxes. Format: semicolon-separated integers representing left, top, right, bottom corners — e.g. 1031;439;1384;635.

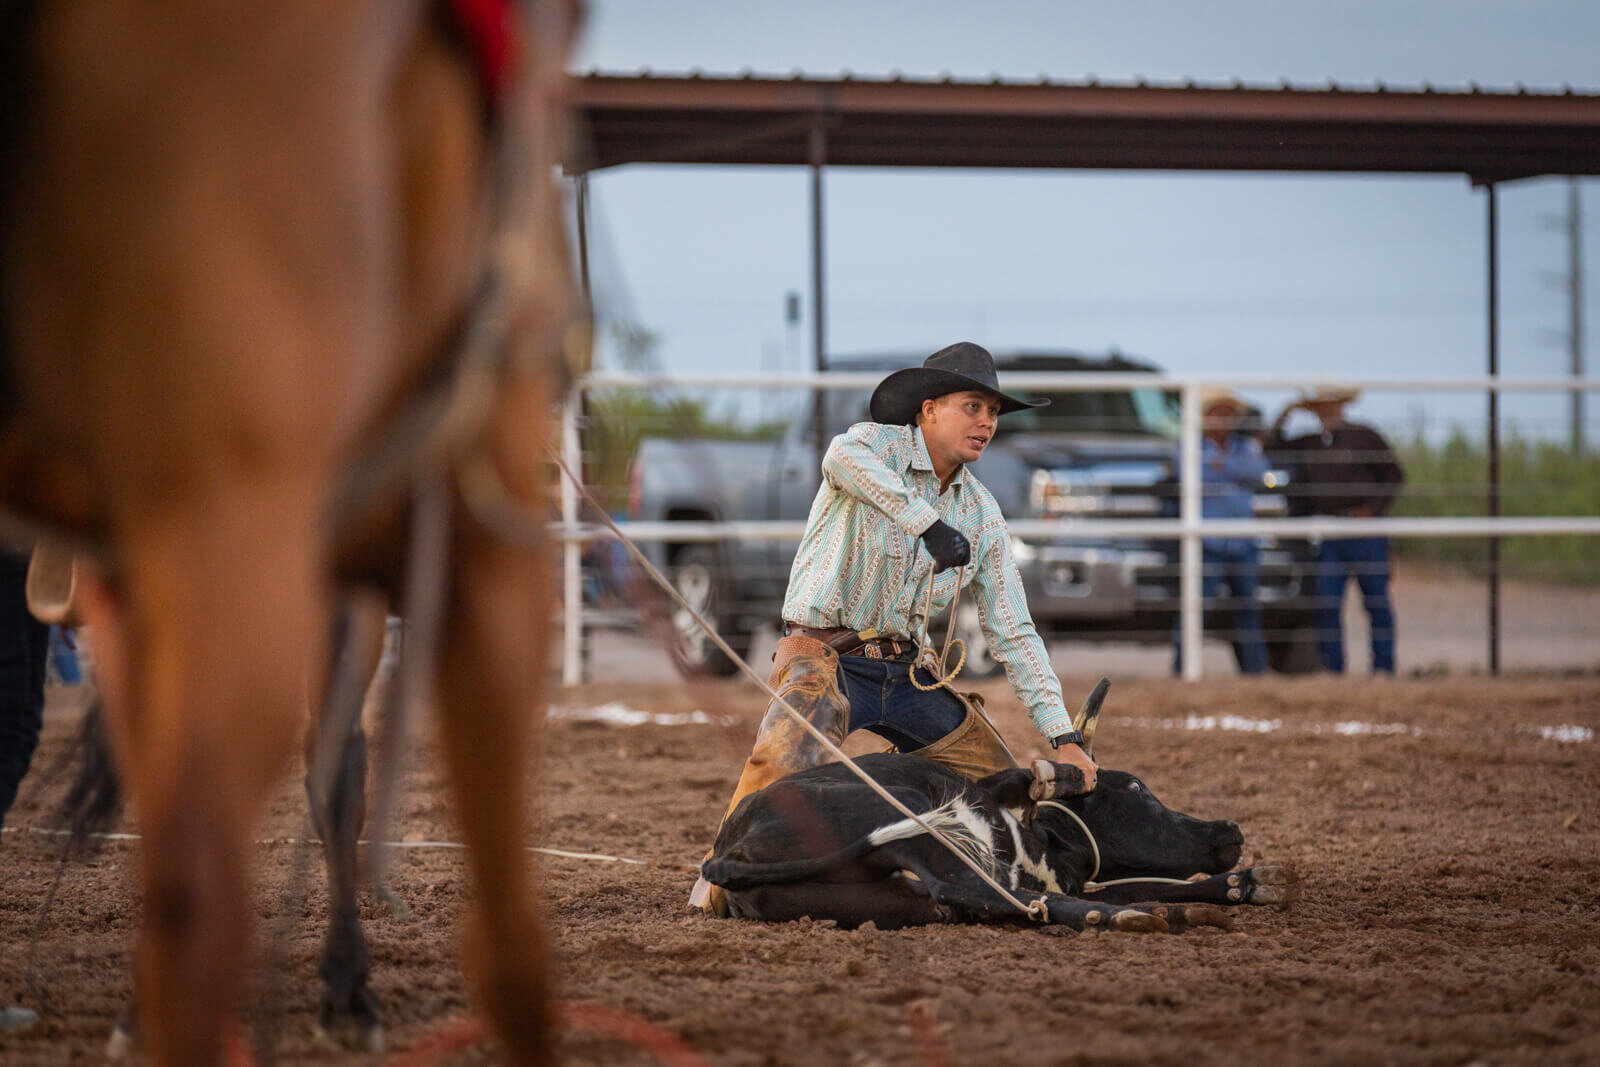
1034;800;1193;892
908;563;967;692
491;446;1052;922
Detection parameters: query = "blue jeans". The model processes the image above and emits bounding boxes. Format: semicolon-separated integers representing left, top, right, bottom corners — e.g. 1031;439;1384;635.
1172;544;1268;675
1314;537;1395;674
837;655;968;752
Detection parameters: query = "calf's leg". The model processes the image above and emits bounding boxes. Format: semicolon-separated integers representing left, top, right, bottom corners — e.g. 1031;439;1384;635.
1082;865;1299;907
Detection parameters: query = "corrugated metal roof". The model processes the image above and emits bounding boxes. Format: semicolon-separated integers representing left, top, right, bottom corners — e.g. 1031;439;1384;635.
567;69;1600;179
577;66;1599;98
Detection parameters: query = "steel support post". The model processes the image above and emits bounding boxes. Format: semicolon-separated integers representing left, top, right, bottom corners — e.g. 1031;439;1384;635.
560;389;584;686
1486;183;1501;676
1179;382;1204;681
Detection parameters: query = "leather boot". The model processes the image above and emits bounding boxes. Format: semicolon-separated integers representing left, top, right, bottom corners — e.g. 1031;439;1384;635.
907;692;1017;781
689;635;849;915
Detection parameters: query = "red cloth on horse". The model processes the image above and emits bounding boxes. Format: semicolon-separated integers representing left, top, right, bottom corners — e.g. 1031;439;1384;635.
446;0;517;110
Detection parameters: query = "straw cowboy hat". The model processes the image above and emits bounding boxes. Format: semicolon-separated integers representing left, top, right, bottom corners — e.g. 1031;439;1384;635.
869;342;1048;426
1298;385;1361;406
1198;386;1248;414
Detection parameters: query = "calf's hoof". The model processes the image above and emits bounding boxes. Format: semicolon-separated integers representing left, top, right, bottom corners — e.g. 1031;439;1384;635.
1238;865;1299;906
688;875;729;917
1112;908;1168;933
1144;903;1232;933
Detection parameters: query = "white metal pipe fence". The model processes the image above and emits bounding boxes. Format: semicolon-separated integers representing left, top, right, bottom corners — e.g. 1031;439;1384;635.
558;372;1600;685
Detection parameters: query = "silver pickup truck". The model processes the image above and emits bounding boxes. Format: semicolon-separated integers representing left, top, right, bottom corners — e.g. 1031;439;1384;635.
627;350;1319;677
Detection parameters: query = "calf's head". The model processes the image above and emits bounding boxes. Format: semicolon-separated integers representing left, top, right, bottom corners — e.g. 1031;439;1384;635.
1036;769;1243;881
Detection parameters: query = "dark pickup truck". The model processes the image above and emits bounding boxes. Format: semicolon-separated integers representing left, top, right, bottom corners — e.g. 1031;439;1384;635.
627;350;1319;677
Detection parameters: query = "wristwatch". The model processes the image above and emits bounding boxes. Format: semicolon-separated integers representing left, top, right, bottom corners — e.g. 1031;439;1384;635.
1049;729;1085;750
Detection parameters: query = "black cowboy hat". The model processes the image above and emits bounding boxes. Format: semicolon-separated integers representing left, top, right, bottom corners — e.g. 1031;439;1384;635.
869;342;1049;425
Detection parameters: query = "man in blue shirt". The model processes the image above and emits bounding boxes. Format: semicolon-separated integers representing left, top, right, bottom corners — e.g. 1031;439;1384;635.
1174;388;1269;675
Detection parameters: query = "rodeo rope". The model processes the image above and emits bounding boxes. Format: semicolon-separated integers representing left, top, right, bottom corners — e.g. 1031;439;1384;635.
462;446;1050;923
1034;800;1191;893
907;566;967;692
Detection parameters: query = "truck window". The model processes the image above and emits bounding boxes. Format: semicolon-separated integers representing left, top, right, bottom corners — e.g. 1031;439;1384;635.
1006;386;1179;437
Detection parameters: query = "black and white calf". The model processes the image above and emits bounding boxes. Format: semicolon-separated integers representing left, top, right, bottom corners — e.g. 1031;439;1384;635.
702;743;1295;933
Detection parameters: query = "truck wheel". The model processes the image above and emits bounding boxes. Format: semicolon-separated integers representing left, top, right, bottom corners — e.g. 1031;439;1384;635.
948;604;1005;680
1265;610;1322;675
667;545;750;678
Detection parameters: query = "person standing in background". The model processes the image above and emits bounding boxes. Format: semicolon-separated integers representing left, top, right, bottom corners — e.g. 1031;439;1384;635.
1266;388;1405;675
1174;388;1269;676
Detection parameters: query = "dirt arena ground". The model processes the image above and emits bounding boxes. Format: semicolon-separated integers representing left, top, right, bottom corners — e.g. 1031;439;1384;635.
2;660;1597;1066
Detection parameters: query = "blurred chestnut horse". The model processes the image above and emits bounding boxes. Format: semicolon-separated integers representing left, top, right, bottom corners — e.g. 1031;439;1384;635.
0;0;579;1062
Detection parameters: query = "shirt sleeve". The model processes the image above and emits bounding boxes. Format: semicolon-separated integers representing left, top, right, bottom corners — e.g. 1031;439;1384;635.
821;423;941;536
1222;436;1269;486
1358;426;1406;516
967;517;1073;741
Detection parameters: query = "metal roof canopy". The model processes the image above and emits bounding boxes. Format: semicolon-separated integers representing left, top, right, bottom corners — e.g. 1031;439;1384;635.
570;71;1600;180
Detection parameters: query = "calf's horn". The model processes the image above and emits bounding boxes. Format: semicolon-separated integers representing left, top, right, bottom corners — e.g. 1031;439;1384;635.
1071;678;1110;759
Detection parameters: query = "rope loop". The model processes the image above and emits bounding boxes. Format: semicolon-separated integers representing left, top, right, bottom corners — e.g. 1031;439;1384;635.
910;562;967;691
908;640;967;691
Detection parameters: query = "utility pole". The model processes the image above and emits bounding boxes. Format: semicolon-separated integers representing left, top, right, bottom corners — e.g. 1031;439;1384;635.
1567;178;1585;454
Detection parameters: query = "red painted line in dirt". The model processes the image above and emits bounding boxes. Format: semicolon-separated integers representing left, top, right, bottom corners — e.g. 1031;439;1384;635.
908;998;951;1067
383;1002;709;1067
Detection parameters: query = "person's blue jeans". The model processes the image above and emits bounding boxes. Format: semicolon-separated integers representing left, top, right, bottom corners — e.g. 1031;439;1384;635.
837;654;968;752
1173;544;1268;676
48;626;82;685
1314;536;1395;674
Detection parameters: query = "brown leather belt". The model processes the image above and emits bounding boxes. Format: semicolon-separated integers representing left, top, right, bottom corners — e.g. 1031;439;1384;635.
782;622;917;663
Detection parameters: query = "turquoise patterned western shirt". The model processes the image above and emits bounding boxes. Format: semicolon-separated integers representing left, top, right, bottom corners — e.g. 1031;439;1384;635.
782;422;1071;741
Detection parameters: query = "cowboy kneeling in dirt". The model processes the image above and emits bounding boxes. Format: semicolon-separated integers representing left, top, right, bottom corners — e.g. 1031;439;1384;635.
690;342;1099;915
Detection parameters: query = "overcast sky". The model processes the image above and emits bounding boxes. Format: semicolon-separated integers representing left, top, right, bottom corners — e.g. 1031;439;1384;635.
570;0;1600;441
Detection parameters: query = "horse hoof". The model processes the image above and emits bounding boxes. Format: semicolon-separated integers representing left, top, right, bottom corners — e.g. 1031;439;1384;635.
315;1018;385;1054
105;1023;137;1060
1111;909;1168;934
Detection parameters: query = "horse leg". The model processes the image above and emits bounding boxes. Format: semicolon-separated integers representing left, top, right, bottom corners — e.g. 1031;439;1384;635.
77;487;329;1066
305;594;388;1053
432;374;556;1064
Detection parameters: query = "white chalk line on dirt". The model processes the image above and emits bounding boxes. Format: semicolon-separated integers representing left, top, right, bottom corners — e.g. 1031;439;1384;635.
1108;713;1594;743
0;826;657;866
549;701;736;728
550;701;1595;744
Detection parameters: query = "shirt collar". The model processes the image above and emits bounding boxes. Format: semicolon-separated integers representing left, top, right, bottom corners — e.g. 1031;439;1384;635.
911;426;967;490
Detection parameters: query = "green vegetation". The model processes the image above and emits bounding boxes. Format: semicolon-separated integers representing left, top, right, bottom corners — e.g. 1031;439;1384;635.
582;389;787;513
1390;430;1600;585
580;322;788;513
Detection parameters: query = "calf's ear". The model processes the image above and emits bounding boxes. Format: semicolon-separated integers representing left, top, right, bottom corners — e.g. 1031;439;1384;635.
978;768;1037;809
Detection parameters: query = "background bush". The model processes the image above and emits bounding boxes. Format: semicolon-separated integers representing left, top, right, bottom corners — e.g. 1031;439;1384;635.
1391;430;1600;585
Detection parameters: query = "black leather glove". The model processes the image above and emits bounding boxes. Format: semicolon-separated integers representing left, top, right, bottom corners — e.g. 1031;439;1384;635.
919;519;971;572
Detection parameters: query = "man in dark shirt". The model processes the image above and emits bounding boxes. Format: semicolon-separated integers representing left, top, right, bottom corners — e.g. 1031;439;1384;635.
1266;388;1405;675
